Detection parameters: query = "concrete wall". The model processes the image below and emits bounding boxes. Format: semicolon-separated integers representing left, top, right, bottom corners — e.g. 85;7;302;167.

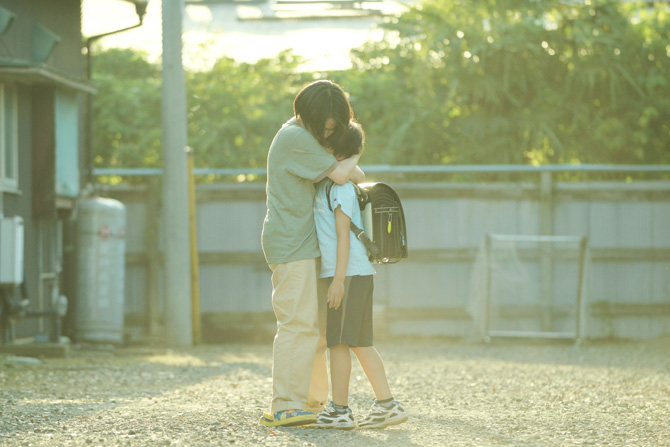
101;179;670;342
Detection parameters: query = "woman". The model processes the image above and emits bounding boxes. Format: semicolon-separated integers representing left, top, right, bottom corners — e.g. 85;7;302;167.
260;80;365;427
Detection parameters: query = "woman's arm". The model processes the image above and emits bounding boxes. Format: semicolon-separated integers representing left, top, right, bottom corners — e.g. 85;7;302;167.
349;165;365;183
327;153;362;185
327;205;351;310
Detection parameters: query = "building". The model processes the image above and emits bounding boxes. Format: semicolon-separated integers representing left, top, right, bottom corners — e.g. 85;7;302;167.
0;0;142;347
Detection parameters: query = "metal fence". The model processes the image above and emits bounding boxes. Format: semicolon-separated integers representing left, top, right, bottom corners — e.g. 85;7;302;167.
93;165;670;342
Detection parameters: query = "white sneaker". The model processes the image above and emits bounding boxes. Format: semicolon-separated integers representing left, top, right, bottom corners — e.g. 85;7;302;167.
316;401;355;429
356;400;408;429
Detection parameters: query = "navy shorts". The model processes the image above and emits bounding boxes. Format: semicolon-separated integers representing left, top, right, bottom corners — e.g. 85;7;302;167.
322;275;374;348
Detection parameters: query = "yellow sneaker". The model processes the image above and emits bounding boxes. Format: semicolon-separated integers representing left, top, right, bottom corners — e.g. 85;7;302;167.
259;409;317;427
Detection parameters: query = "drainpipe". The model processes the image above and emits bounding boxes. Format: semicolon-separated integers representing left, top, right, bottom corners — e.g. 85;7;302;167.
84;0;148;187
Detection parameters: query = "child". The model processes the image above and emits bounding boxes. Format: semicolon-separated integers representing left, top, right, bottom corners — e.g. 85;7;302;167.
313;122;408;429
260;80;365;427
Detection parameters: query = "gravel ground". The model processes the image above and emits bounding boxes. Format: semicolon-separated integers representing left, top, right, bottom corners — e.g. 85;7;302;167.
1;337;669;447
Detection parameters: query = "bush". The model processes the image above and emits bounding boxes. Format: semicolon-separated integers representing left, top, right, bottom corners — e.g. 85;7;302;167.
92;1;670;178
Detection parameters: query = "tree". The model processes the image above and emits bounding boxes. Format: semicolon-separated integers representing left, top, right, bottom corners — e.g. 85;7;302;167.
340;0;670;168
185;51;310;172
92;1;670;179
92;48;311;175
92;48;162;170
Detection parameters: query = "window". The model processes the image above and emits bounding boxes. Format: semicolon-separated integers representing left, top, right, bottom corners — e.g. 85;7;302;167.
0;83;19;190
55;90;79;197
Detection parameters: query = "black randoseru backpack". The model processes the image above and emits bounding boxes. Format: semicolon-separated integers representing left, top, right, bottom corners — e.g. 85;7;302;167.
326;181;408;264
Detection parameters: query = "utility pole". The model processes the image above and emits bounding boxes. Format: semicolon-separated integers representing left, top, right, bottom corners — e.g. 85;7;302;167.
161;0;192;347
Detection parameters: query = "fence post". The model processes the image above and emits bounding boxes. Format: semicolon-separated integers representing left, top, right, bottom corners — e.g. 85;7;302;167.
484;233;493;343
146;177;162;339
576;236;589;342
539;171;554;332
187;148;201;344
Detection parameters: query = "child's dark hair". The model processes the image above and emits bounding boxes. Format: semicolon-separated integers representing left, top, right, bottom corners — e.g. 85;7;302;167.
332;121;365;160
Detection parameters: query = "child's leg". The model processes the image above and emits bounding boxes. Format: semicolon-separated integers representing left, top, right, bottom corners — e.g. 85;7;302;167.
351;346;392;401
329;344;352;406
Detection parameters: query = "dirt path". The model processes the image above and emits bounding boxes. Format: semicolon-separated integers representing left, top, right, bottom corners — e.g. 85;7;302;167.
1;338;669;446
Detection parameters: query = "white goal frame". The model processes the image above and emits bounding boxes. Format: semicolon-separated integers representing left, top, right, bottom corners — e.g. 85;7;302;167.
482;233;589;343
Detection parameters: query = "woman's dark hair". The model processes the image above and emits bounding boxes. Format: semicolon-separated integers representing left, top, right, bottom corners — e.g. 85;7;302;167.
293;80;353;147
332;121;365;160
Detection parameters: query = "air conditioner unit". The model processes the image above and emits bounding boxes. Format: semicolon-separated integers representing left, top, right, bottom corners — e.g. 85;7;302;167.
0;215;24;285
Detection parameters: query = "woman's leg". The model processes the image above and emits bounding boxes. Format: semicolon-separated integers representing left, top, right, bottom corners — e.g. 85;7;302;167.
306;277;330;412
269;259;321;413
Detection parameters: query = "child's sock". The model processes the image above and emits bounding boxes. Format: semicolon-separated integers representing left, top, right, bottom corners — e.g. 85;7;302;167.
332;402;349;410
376;397;394;407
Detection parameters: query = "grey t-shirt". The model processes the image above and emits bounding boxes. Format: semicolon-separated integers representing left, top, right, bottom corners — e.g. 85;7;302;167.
261;118;337;265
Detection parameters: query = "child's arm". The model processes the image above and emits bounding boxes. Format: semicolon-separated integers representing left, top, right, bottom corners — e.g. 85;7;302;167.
327;205;351;310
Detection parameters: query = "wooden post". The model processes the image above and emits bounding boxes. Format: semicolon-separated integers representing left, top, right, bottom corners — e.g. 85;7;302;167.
187;148;201;344
539;171;554;332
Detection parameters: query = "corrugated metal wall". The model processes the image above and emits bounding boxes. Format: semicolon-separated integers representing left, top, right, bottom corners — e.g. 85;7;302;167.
102;180;670;341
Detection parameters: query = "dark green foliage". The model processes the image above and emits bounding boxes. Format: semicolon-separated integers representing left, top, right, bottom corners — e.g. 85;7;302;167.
341;0;670;167
91;1;670;178
185;51;311;172
92;48;312;177
92;48;162;170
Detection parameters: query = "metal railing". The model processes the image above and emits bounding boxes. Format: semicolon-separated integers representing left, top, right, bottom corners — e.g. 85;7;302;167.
92;164;670;177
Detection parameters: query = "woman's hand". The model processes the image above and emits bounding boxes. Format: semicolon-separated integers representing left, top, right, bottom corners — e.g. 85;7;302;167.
329;153;362;185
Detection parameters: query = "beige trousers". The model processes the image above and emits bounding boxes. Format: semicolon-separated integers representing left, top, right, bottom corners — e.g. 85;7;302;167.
269;258;329;413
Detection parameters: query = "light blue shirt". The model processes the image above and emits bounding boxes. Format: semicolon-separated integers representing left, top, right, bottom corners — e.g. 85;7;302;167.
314;179;376;278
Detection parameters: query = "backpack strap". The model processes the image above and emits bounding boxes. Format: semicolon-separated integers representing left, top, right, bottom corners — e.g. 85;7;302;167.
325;181;335;212
325;181;368;211
350;222;381;261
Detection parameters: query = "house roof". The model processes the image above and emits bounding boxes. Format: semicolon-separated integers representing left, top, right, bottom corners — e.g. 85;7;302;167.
0;61;97;94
